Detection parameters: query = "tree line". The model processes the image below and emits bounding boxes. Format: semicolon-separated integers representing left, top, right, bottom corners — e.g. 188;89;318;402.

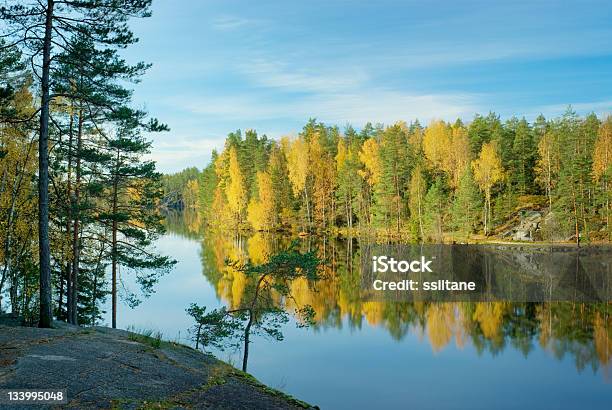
0;0;174;328
166;112;612;243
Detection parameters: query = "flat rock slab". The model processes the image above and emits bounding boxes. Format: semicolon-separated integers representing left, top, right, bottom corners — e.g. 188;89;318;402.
0;323;314;409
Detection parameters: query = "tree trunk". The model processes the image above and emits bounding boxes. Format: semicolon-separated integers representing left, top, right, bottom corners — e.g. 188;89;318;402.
484;187;492;237
38;0;55;329
195;323;202;350
395;174;401;234
111;150;119;329
605;179;610;240
242;309;253;372
90;242;106;325
64;102;74;323
111;182;118;328
70;109;84;325
417;184;424;241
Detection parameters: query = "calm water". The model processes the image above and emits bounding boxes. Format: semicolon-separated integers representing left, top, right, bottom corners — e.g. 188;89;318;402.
105;213;612;410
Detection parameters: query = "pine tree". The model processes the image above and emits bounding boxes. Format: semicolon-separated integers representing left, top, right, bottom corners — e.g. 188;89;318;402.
467;113;501;156
99;125;175;328
451;168;481;238
423;177;448;242
1;0;156;327
376;123;410;233
199;151;219;219
409;164;427;240
336;137;361;231
267;144;294;228
511;118;535;195
555;108;599;243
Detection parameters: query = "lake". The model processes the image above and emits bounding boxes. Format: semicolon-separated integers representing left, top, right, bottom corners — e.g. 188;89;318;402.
105;212;612;410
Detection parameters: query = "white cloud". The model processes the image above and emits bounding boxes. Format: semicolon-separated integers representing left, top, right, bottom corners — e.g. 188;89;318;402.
305;90;480;125
147;137;224;173
175;87;481;127
532;100;612;119
211;16;255;31
241;59;369;93
173;55;482;125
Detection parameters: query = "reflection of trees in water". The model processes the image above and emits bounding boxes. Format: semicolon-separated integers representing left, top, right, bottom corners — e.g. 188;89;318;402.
163;210;203;240
167;214;612;376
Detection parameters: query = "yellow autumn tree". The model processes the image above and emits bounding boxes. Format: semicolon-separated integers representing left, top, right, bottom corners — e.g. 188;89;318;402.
310;137;335;228
423;120;451;171
358;137;381;186
449;123;471;188
423;120;470;188
247;171;275;231
336;138;347;170
472;141;504;235
182;179;200;210
0;84;38;299
225;146;247;224
593;116;612;236
284;136;311;229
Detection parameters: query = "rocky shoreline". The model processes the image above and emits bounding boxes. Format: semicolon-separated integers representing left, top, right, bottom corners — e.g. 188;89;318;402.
0;318;315;409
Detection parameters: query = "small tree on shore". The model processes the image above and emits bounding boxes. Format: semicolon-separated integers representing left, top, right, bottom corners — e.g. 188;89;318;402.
187;243;322;372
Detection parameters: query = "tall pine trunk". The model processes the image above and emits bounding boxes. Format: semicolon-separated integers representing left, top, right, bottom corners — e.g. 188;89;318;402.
62;101;74;322
38;0;54;328
70;109;84;325
111;149;120;328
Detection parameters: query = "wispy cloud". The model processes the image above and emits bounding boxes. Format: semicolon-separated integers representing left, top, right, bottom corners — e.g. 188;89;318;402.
176;88;481;127
211;16;255;31
533;100;612;118
241;59;369;93
146;136;222;172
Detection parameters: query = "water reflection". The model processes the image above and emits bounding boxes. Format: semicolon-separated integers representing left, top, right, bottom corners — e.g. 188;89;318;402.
167;211;611;380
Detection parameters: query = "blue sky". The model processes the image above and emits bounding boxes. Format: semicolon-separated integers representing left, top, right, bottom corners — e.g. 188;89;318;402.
126;0;612;172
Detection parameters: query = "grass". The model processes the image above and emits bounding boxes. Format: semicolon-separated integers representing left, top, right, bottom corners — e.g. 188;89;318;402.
118;328;316;409
126;326;163;349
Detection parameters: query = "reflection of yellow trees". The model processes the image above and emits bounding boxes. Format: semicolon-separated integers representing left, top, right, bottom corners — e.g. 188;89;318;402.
198;230;612;373
183;210;203;234
204;232;248;309
247;233;272;264
362;301;385;326
287;274;338;323
427;303;456;352
594;312;611;366
472;302;508;340
536;304;553;348
231;271;246;309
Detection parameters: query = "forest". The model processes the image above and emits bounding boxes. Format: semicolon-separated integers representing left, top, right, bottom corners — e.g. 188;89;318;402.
165;112;612;243
0;1;174;327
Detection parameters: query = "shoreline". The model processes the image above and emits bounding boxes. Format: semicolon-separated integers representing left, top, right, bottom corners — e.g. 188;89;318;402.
0;318;316;409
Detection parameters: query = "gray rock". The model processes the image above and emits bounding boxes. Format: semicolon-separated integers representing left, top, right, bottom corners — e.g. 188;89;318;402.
0;324;314;409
